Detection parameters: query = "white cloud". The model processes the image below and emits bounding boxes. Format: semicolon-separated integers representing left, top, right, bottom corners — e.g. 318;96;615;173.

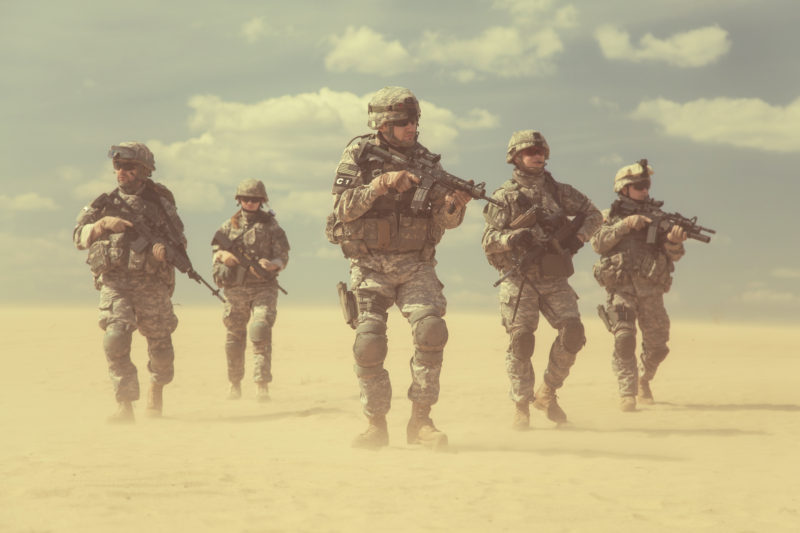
631;96;800;152
0;193;58;212
590;96;620;112
241;17;267;44
65;89;494;215
595;24;730;67
325;26;415;76
740;289;798;304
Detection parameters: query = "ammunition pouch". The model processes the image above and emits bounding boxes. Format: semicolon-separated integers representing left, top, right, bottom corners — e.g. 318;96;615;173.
593;253;626;288
335;213;434;259
337;281;359;329
539;252;574;278
86;234;127;276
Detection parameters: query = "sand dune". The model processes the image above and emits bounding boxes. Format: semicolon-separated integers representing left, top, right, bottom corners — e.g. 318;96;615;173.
1;305;798;532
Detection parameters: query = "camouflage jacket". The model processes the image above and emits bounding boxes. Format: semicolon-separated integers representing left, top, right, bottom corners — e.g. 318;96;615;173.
326;134;465;268
591;196;685;293
73;180;185;289
482;168;602;277
211;209;290;288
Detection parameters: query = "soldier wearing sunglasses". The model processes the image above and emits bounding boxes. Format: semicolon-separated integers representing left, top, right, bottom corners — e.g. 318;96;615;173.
591;160;688;412
73;142;185;422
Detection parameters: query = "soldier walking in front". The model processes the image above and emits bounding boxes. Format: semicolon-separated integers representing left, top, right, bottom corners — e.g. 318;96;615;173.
482;130;602;429
326;86;471;449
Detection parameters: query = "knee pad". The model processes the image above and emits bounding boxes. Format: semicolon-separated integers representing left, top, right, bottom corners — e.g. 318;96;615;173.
560;319;586;353
353;320;388;369
644;344;669;363
248;320;271;345
509;328;535;360
614;330;636;356
412;315;448;353
103;325;132;358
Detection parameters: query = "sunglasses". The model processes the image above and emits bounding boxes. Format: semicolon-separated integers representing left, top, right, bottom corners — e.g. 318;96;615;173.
113;161;139;171
630;181;651;191
391;118;417;127
239;196;262;204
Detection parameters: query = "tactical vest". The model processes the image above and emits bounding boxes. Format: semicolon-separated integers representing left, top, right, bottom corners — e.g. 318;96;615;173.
327;136;443;260
485;172;567;273
593;209;674;291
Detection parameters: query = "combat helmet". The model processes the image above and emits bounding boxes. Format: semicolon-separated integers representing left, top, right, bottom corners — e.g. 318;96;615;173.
235;178;268;203
367;86;421;130
108;142;156;174
506;130;550;164
614;159;653;193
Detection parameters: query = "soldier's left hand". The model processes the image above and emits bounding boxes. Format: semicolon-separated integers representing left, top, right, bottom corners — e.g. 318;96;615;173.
667;226;688;243
258;258;281;272
445;190;472;211
152;243;166;262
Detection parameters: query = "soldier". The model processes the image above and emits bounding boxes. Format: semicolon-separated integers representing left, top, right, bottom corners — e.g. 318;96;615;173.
73;142;185;422
482;130;602;429
211;179;290;401
326;86;472;449
591;161;687;411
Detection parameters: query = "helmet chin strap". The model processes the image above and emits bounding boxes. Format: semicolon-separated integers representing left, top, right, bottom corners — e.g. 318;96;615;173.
381;128;417;149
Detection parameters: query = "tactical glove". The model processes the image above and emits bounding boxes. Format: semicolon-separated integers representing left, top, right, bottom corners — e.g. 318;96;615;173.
370;170;420;195
215;250;239;267
152;243;166;262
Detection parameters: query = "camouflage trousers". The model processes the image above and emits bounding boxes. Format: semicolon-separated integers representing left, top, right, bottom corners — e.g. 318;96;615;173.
499;275;583;404
97;274;178;403
222;284;279;384
605;286;670;396
350;259;448;418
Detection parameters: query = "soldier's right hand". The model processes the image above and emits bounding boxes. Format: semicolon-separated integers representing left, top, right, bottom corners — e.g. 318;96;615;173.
370;170;420;195
214;250;240;267
507;229;537;251
624;214;652;231
96;216;133;234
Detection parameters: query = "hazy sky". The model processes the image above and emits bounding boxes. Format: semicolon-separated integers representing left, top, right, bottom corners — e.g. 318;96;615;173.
2;0;798;323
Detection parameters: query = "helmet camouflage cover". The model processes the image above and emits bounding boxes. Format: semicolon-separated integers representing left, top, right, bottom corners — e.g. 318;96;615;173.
614;159;654;193
367;86;421;130
506;130;550;163
235;178;268;202
108;141;156;172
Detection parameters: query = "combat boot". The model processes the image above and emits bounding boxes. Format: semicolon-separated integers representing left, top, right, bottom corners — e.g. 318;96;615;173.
511;401;530;431
228;381;242;400
145;383;163;417
108;401;134;424
620;395;636;412
532;383;567;424
406;403;448;449
351;416;389;450
637;378;654;404
255;382;270;402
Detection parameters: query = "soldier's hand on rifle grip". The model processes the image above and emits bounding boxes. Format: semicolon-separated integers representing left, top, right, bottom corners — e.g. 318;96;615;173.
508;228;536;251
214;250;239;267
624;214;651;231
89;216;132;243
667;225;688;243
152;243;166;262
258;258;281;272
370;170;420;195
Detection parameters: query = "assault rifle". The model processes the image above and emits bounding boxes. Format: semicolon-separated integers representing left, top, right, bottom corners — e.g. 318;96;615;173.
494;212;586;322
212;231;288;295
92;191;225;303
355;142;504;214
613;196;715;244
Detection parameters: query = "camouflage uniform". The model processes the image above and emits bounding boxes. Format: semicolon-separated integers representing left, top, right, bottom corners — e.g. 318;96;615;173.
591;162;685;399
73;146;184;406
482;131;601;422
212;208;289;386
483;169;601;405
328;133;464;419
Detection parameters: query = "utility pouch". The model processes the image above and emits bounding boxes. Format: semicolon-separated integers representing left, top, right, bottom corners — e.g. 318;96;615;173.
539;252;574;278
86;240;111;276
337;281;358;330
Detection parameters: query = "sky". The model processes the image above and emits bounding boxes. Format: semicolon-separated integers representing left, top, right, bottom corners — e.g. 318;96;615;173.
1;0;798;323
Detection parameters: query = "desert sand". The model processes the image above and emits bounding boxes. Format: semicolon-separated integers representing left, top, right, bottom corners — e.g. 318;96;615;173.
1;305;798;532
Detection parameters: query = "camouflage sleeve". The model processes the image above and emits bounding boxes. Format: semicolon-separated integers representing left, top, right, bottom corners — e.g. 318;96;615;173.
663;240;685;262
590;209;631;254
332;144;383;223
559;183;603;241
161;197;188;248
268;221;290;270
481;188;514;255
73;204;103;250
210;220;230;258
